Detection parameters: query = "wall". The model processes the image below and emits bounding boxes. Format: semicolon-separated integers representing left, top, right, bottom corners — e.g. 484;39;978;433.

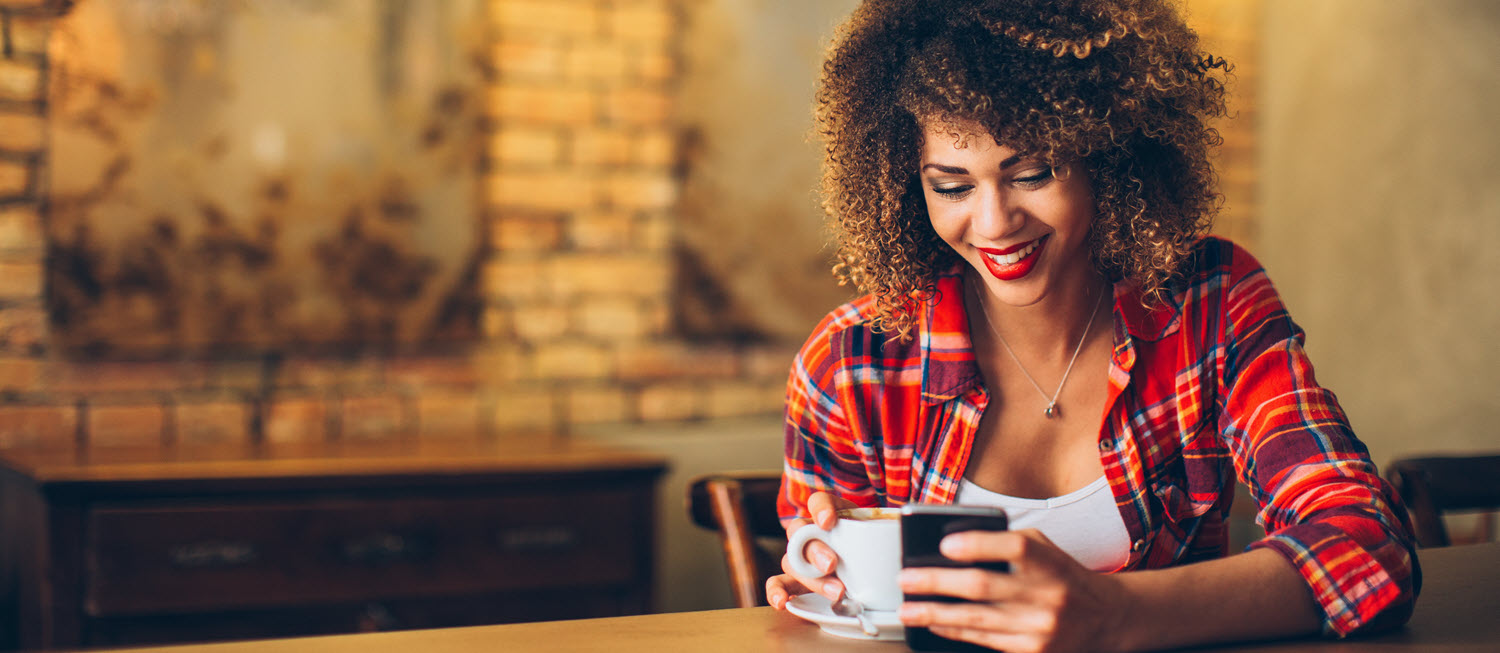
45;1;488;355
0;0;795;451
1186;0;1261;245
1259;0;1500;466
672;0;857;342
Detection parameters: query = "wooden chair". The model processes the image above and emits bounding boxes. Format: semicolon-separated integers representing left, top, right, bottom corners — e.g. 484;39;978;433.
1386;454;1500;548
685;470;787;608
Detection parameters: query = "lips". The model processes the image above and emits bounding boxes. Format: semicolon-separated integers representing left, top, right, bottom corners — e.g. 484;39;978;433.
977;235;1047;281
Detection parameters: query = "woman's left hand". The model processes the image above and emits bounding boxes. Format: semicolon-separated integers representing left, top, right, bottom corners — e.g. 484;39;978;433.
898;529;1131;653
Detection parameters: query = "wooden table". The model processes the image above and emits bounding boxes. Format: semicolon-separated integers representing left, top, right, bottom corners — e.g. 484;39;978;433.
84;541;1498;652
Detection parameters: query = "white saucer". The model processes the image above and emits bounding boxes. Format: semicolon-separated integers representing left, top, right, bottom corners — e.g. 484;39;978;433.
785;594;904;641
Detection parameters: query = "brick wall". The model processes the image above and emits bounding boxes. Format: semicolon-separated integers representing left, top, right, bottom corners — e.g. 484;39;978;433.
0;0;791;452
0;0;59;447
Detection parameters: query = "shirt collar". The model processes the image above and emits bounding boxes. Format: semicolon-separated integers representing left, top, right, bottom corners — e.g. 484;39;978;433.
1112;279;1183;343
917;270;1183;405
919;272;985;404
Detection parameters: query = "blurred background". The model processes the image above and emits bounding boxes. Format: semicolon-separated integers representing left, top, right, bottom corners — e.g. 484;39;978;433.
0;0;1495;644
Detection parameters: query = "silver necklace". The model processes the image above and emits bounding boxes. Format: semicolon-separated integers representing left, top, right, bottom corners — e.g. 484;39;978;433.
970;282;1107;418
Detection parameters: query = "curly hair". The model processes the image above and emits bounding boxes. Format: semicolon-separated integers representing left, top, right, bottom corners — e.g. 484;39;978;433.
817;0;1231;340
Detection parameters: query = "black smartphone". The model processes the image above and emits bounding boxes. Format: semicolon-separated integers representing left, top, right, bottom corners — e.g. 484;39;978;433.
900;503;1010;652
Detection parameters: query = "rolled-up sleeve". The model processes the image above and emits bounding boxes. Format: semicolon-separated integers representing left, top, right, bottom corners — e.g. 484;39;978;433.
1220;246;1420;636
778;307;876;526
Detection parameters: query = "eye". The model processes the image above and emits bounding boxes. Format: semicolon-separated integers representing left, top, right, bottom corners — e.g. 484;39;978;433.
930;184;974;200
1013;167;1053;189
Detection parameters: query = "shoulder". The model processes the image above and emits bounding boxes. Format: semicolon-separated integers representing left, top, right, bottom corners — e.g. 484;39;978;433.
1165;236;1286;315
1175;235;1271;290
796;294;882;366
794;290;930;385
809;294;881;342
1117;236;1289;339
1171;236;1298;347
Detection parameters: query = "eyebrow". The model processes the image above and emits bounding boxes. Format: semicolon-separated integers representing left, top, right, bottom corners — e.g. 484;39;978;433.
921;154;1025;175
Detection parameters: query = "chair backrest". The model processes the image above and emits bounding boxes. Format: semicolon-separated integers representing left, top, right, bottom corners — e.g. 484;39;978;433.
685;470;786;608
1386;454;1500;548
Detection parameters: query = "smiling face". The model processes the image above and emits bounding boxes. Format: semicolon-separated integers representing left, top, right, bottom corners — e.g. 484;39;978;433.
919;121;1099;309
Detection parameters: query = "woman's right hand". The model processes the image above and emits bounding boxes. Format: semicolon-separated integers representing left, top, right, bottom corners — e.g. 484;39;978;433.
767;491;857;610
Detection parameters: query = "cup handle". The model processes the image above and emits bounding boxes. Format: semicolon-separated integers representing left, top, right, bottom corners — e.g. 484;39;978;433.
786;524;833;579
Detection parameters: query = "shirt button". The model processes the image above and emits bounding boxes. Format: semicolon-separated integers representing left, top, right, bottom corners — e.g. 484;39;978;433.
1098;438;1114;452
1131;538;1146;553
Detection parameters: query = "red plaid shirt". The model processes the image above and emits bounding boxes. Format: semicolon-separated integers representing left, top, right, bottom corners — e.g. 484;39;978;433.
779;237;1419;636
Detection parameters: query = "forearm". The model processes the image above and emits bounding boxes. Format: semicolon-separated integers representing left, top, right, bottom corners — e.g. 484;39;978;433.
1113;548;1322;653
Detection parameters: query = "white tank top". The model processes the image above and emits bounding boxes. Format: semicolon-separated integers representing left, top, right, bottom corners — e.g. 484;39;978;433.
955;476;1131;572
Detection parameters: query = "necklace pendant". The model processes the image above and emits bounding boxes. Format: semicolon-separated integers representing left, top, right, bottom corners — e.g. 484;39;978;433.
1044;403;1058;418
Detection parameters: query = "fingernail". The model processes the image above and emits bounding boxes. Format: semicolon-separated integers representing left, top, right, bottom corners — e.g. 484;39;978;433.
816;509;834;525
823;579;842;597
898;569;918;587
940;534;962;556
815;551;833;572
898;604;920;621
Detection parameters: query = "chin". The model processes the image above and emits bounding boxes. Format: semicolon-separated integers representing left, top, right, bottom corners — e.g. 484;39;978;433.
989;288;1048;308
969;272;1050;308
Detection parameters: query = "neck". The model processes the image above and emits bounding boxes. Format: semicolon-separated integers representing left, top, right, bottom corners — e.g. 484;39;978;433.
966;271;1110;361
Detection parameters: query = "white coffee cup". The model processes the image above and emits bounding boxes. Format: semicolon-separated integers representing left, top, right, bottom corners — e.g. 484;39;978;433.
786;507;902;612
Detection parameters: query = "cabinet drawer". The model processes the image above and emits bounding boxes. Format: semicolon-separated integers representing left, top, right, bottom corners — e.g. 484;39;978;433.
85;488;647;616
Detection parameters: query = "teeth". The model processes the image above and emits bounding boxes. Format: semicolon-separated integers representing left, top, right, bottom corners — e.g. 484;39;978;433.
987;240;1039;266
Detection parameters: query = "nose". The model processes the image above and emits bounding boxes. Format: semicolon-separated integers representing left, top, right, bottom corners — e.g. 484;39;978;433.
972;187;1024;240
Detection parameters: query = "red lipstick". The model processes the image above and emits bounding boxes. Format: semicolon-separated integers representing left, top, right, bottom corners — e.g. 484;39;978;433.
977;235;1047;281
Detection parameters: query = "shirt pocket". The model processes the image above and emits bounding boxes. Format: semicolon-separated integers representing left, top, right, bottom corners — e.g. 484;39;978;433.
1148;430;1229;525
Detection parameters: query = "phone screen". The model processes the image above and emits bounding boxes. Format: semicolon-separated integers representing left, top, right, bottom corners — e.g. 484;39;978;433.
900;504;1009;652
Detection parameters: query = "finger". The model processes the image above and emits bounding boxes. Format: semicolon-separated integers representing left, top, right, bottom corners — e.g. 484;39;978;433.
821;577;846;602
805;492;855;529
769;572;812;596
899;599;1014;630
766;576;787;610
927;625;1035;653
940;528;1064;567
779;551;845;601
781;534;839;576
766;574;811;610
805;540;839;574
783;518;834;575
913;600;1061;636
900;567;1022;602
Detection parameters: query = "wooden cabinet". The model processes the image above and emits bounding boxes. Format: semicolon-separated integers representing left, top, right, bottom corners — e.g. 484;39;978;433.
0;440;668;649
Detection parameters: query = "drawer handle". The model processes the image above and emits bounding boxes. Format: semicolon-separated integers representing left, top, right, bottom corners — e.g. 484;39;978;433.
497;526;579;553
169;541;259;568
358;602;400;632
341;532;431;565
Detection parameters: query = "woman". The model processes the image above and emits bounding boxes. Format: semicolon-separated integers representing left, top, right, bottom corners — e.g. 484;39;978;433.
769;1;1420;651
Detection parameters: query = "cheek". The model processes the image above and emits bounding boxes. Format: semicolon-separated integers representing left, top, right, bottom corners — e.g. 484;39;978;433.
1049;195;1095;241
924;201;965;245
1064;184;1097;233
1070;205;1097;238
